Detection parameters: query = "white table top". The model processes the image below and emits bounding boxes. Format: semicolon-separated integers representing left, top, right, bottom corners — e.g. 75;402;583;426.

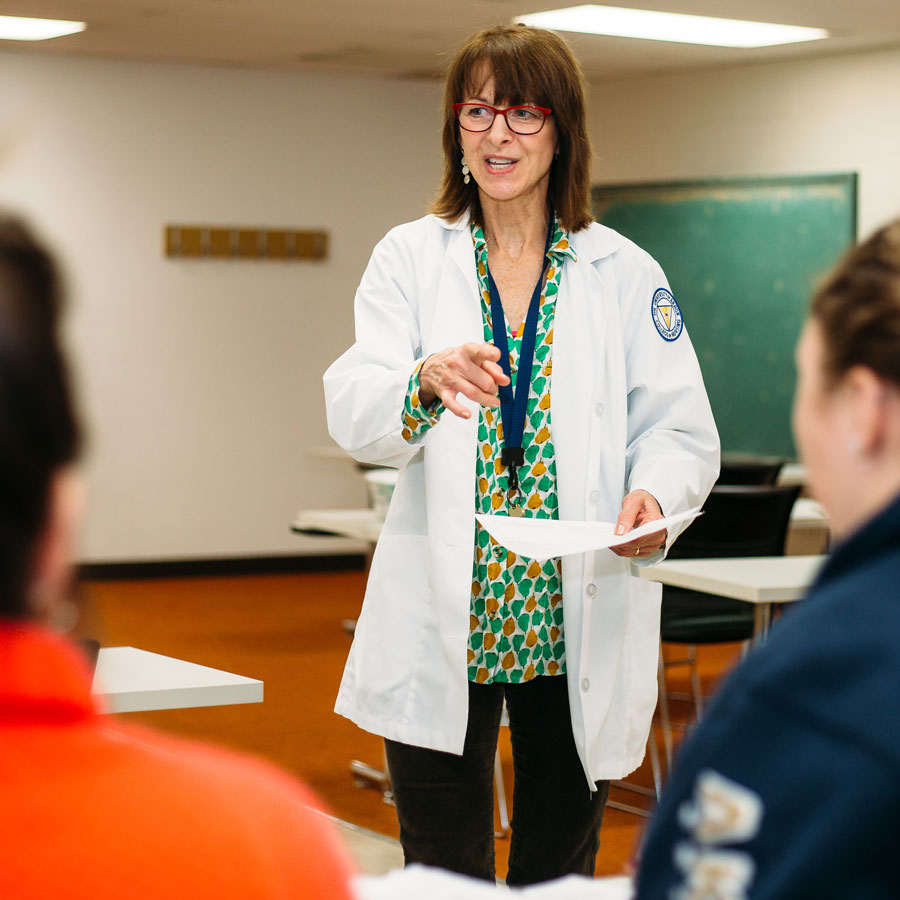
92;646;264;714
294;500;827;541
637;554;826;604
777;462;808;487
292;508;383;544
789;497;828;530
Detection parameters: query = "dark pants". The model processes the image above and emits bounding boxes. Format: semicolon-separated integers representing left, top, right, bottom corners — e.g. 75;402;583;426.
384;675;610;885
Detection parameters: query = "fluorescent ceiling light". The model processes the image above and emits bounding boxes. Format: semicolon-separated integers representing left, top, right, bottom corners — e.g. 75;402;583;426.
515;5;828;48
0;15;86;42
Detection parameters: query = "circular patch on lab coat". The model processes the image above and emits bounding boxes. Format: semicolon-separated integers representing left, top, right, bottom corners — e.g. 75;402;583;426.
651;288;683;341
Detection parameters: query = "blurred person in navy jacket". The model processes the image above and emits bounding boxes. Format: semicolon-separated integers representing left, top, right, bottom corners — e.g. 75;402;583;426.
636;218;900;899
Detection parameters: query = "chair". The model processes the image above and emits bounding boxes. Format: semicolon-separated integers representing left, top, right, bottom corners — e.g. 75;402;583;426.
607;728;663;818
717;455;785;486
657;483;801;764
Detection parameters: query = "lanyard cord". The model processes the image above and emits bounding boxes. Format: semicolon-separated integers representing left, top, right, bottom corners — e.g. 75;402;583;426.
487;212;554;500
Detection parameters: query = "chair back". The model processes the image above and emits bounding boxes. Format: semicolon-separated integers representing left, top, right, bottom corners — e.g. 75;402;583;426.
717;456;785;485
669;484;801;560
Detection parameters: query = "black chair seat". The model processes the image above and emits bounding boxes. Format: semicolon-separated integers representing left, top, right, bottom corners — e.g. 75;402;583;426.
660;587;755;644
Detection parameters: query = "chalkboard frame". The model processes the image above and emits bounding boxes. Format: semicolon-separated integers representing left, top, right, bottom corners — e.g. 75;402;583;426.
591;172;858;459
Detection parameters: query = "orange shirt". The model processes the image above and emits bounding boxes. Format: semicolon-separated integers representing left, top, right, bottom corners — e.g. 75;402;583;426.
0;623;356;900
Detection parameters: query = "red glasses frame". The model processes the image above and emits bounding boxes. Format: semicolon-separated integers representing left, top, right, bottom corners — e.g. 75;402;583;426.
453;103;553;134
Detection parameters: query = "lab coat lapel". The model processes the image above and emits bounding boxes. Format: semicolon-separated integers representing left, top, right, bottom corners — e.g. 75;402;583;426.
553;227;625;525
552;257;598;523
425;222;482;605
439;221;481;345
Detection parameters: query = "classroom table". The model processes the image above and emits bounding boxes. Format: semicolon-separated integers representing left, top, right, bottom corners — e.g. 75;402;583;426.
293;508;382;544
777;462;808;487
787;496;830;553
92;646;264;714
292;509;828;644
790;497;827;528
293;499;827;546
636;554;826;641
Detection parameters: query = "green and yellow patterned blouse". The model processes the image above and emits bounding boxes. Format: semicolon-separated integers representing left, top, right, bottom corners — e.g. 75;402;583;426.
402;216;576;685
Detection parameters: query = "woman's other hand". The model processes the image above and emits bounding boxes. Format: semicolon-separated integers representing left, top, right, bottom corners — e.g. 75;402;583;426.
611;490;667;558
419;343;510;420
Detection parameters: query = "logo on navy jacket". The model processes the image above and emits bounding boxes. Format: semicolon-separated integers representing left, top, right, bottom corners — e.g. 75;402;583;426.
651;287;684;341
672;769;764;900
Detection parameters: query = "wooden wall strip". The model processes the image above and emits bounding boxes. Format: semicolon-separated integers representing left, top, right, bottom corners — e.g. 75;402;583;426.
164;225;328;260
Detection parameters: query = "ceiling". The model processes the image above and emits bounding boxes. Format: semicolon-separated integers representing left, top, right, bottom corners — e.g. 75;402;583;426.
2;0;900;81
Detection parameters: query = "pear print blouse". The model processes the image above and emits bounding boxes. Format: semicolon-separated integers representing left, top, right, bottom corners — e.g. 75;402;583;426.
402;217;576;684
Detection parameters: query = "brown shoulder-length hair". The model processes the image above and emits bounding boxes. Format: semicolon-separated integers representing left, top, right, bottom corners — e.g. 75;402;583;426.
810;219;900;390
429;24;594;233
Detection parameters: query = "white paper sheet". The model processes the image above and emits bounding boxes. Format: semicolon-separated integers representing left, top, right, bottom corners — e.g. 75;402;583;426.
355;865;633;899
474;507;702;560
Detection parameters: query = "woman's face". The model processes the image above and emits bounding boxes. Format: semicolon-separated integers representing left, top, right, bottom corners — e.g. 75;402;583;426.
792;321;849;530
457;74;558;211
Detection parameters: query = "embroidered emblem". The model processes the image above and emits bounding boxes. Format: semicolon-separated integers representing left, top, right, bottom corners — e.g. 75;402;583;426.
677;770;763;845
672;844;756;900
651;287;683;341
671;770;764;900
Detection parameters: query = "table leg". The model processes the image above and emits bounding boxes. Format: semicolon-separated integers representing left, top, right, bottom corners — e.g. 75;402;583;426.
345;543;395;804
350;744;394;805
753;603;772;642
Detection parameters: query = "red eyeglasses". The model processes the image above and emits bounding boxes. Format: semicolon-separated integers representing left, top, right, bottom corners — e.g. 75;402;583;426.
453;103;553;135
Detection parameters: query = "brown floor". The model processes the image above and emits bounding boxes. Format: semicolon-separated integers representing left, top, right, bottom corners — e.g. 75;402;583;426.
81;568;741;880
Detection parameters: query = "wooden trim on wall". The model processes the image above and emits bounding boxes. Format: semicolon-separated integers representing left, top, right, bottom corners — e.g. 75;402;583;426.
79;554;365;581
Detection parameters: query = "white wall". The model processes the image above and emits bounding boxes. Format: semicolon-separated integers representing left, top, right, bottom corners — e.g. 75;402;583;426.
0;52;442;562
589;47;900;236
2;44;898;562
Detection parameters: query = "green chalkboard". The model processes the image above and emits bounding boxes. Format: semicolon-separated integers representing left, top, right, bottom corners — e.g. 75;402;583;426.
592;173;857;458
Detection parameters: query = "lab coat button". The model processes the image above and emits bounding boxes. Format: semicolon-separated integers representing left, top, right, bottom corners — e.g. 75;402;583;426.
581;678;590;692
585;583;597;598
595;403;605;416
589;491;600;504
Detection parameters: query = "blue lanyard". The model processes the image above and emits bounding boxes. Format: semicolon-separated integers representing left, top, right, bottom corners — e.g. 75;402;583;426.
487;213;554;499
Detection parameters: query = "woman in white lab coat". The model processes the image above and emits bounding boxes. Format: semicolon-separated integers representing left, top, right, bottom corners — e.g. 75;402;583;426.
324;24;719;885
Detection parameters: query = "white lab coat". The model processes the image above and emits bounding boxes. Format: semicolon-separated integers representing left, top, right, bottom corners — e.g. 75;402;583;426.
324;213;719;786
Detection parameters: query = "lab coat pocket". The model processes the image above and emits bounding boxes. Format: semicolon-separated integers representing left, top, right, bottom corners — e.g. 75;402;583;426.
626;574;662;751
380;454;426;538
342;534;434;726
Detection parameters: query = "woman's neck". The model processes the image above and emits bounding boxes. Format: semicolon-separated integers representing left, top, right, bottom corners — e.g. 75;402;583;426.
481;194;550;262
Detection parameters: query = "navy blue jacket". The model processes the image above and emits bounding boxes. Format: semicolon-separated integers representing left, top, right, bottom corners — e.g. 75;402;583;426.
636;492;900;899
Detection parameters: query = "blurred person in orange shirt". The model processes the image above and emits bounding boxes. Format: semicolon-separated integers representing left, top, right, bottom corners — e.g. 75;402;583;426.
0;215;356;900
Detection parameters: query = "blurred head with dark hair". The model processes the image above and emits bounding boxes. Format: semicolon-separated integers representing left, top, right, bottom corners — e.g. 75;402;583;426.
793;218;900;538
0;216;81;620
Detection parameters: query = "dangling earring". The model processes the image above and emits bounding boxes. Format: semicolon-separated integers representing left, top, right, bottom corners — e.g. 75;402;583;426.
461;154;470;185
